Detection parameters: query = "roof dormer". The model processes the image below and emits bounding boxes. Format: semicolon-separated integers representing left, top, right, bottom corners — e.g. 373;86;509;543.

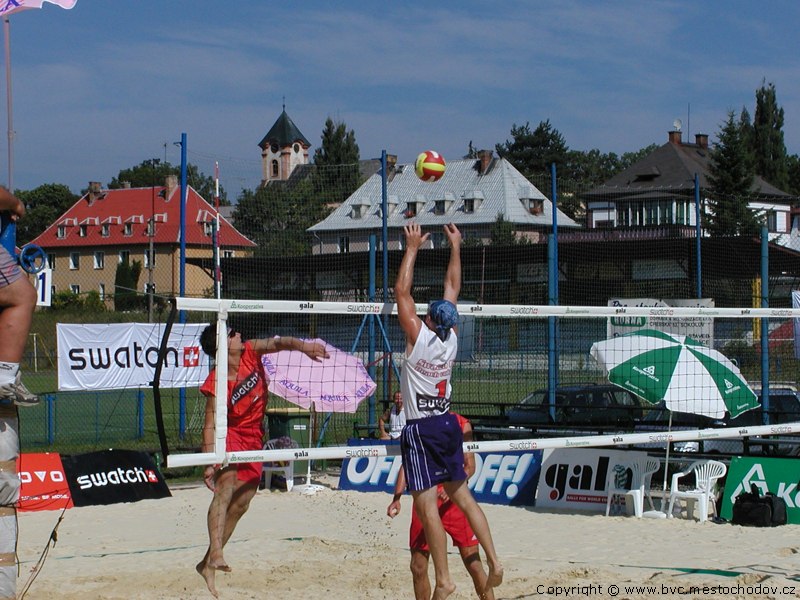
350;201;370;220
381;194;400;218
462;190;484;214
434;192;456;216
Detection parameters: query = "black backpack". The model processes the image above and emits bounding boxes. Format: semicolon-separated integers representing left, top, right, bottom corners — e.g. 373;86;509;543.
731;483;788;527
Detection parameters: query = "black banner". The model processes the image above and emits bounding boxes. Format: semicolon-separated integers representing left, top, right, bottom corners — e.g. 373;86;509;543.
61;449;171;506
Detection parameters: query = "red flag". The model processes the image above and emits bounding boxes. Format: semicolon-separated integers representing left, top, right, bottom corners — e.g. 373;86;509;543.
1;0;77;17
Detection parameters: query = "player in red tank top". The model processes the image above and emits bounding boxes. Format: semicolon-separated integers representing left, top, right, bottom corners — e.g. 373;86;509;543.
196;324;328;598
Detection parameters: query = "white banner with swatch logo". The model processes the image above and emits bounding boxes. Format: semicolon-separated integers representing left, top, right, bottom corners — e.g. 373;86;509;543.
57;323;208;391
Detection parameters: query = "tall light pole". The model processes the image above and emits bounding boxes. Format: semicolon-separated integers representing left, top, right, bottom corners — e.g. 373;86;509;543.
148;158;160;322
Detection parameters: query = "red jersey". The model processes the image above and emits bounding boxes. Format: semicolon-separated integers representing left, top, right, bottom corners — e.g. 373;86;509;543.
200;341;269;434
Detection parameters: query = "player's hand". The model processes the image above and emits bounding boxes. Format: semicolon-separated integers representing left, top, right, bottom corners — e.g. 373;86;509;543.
203;465;218;491
403;224;429;250
387;500;401;518
305;342;330;362
443;223;461;247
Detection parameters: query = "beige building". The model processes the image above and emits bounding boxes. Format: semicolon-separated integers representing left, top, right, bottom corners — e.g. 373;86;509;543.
30;177;255;306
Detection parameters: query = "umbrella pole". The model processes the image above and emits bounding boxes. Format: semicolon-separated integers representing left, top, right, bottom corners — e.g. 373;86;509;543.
659;412;673;512
305;407;314;486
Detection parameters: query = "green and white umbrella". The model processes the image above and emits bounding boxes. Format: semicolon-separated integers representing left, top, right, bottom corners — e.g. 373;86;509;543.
591;329;759;516
590;329;759;419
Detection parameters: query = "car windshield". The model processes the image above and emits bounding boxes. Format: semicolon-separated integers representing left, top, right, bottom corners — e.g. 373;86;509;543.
519;391;547;408
640;403;719;427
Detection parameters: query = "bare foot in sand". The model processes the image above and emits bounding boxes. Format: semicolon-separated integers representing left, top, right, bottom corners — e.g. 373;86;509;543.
207;552;232;573
483;563;503;595
432;581;456;600
196;560;219;598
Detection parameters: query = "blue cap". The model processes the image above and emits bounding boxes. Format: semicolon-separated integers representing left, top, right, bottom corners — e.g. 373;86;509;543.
428;300;459;340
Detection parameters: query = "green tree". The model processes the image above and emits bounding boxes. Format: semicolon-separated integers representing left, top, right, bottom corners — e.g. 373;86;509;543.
786;153;800;195
15;183;78;245
706;111;759;236
114;259;143;311
495;120;570;178
313;118;361;206
489;213;518;246
750;80;788;188
108;160;228;205
233;176;328;256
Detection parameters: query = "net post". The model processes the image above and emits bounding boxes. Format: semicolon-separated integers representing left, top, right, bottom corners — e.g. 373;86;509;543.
214;309;229;465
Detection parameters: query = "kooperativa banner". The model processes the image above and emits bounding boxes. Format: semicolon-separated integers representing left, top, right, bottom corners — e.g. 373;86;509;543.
57;322;207;391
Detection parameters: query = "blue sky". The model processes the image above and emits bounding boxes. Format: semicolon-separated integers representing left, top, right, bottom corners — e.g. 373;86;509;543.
5;1;800;197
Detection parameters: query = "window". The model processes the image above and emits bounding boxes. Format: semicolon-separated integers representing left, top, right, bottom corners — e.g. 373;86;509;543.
351;204;367;219
434;200;446;215
47;254;55;270
431;232;445;248
271;159;279;177
525;199;543;215
99;283;105;300
93;251;104;269
79;224;88;237
767;210;777;232
70;284;80;295
57;225;66;239
69;252;79;270
101;223;110;237
147;220;156;236
203;221;213;236
293;143;300;153
338;236;350;253
124;223;133;236
464;198;475;214
223;250;234;259
119;250;130;264
404;203;418;218
144;249;155;268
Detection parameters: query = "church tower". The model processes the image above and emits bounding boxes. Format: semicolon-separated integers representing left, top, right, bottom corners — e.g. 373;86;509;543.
258;106;311;186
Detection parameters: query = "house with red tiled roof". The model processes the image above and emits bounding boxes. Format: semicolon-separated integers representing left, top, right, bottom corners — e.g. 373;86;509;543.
30;176;255;306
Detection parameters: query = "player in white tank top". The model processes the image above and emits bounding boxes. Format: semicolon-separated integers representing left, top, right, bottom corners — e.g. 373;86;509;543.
394;222;503;598
400;322;457;421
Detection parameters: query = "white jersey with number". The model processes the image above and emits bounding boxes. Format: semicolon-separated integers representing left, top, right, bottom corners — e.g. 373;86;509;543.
400;322;457;421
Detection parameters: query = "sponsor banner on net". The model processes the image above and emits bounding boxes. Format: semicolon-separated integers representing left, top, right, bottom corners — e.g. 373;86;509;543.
337;439;543;506
16;452;74;512
57;322;207;391
721;456;800;524
607;298;714;344
536;448;649;512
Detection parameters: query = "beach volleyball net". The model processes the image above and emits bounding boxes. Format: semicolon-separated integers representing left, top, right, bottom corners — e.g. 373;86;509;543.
154;298;800;469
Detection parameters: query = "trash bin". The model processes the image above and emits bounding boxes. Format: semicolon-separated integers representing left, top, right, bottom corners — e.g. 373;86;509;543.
266;407;310;473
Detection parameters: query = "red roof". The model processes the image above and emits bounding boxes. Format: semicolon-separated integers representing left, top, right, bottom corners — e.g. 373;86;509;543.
31;185;255;249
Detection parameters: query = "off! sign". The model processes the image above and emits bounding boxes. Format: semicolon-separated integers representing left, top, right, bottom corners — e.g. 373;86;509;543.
338;439;543;506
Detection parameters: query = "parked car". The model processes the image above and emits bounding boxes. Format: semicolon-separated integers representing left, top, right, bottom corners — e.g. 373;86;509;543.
635;387;800;456
505;383;645;428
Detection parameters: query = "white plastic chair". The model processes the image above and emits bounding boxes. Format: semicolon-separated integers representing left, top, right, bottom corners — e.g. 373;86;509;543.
262;440;294;492
667;460;726;523
605;456;660;517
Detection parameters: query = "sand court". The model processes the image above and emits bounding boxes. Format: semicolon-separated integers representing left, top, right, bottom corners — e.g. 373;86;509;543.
13;474;800;599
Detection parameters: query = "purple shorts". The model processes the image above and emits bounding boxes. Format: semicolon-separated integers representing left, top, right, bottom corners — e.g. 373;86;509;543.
400;412;466;492
0;245;22;288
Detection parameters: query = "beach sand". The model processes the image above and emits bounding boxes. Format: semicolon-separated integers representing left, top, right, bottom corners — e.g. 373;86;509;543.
13;472;800;599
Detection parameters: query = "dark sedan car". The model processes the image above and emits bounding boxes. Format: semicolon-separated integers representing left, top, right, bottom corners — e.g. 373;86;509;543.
505;383;646;428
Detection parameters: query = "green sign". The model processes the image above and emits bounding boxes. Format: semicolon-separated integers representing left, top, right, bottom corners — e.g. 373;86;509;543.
720;457;800;524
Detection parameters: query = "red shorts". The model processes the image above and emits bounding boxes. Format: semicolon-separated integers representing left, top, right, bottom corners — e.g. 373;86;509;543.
226;425;263;485
409;499;477;551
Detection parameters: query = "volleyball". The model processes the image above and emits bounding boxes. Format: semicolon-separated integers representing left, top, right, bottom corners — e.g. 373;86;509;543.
414;150;446;182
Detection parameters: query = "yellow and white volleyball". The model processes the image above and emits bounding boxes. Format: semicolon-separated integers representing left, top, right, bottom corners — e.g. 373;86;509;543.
414;150;446;182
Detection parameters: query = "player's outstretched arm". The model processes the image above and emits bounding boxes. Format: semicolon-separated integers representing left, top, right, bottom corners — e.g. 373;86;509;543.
395;224;428;345
443;223;462;305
